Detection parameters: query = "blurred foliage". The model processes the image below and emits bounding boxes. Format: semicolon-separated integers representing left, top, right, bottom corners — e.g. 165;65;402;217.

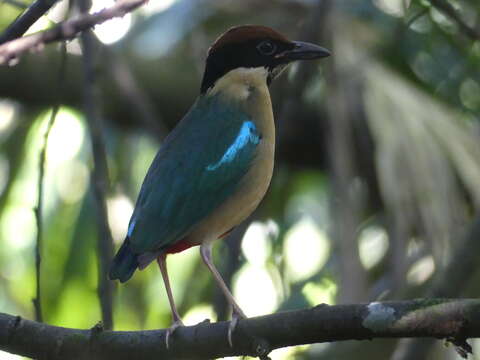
1;0;480;359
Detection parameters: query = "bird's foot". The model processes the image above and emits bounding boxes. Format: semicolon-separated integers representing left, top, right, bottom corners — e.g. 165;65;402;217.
165;319;184;350
228;307;247;347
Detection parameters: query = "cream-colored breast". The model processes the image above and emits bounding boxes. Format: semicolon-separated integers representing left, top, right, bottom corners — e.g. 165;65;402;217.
188;67;275;243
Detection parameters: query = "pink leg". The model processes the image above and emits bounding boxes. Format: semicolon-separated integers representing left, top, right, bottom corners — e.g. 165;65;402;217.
157;255;184;349
200;242;246;346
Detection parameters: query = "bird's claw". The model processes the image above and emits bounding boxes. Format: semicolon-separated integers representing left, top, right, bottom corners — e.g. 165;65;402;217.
165;319;184;349
228;309;246;347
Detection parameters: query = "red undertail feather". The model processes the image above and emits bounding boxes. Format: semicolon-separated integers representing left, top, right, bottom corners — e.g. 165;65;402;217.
164;228;234;254
165;239;196;254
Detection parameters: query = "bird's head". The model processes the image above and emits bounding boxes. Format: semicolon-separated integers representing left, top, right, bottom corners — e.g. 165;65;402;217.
200;25;331;94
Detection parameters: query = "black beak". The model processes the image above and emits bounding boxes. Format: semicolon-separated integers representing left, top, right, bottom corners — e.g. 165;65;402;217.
279;41;331;61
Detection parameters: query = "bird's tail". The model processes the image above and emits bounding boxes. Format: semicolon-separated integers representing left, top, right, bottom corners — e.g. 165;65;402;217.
108;237;139;283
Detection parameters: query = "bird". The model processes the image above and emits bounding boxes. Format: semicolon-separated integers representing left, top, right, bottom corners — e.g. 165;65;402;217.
109;24;330;347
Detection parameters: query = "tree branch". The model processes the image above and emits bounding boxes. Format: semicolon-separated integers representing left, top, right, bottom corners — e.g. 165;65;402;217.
0;0;148;65
0;0;60;45
0;299;479;359
429;0;480;41
80;27;114;330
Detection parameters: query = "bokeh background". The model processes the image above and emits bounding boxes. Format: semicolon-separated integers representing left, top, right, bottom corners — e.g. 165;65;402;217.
1;0;480;359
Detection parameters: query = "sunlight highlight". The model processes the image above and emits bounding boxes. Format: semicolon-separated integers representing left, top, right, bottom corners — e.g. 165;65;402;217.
140;0;177;14
471;339;480;360
284;217;330;282
55;160;89;204
107;194;134;243
1;244;27;280
42;107;87;210
92;0;132;44
1;205;36;251
0;351;22;360
407;256;435;285
0;100;15;134
24;16;51;35
302;279;337;306
359;226;389;269
45;108;85;168
373;0;407;17
233;264;278;317
241;221;271;266
273;345;311;360
183;304;216;325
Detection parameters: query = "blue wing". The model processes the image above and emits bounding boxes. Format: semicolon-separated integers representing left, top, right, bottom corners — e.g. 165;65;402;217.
122;94;260;258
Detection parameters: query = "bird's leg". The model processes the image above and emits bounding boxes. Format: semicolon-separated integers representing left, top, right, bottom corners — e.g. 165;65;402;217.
200;242;246;346
157;254;184;349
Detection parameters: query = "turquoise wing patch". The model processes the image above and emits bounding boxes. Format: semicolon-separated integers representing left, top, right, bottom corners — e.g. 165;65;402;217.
128;94;261;254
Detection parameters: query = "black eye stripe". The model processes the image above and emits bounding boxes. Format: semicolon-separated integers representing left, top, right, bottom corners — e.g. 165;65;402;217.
257;40;276;56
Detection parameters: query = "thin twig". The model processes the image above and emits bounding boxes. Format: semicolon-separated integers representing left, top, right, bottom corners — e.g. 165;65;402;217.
32;41;67;323
0;0;148;65
429;0;480;41
1;299;479;359
0;0;60;45
80;26;114;330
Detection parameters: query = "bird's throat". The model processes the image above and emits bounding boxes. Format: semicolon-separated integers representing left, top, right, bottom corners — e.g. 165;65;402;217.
209;67;269;102
207;67;274;137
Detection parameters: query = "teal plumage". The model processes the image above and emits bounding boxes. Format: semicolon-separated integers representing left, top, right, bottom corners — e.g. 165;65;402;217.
109;94;261;282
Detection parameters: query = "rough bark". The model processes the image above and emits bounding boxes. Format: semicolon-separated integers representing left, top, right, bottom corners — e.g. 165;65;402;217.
0;299;478;360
